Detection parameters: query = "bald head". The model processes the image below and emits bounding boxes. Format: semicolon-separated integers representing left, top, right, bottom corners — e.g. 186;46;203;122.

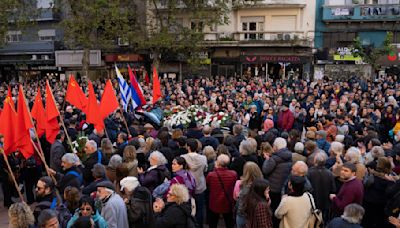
291;161;308;176
216;154;230;168
203;125;212;135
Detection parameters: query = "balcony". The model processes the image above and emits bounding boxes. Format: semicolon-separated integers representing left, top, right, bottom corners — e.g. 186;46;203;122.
233;0;306;9
203;31;313;47
322;4;400;22
0;41;57;55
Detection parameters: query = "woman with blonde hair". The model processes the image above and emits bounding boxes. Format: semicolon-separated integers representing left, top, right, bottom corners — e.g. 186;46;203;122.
233;162;263;228
153;184;192;228
8;202;35;228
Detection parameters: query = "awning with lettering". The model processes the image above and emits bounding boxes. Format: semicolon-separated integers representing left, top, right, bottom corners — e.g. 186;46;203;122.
240;55;310;64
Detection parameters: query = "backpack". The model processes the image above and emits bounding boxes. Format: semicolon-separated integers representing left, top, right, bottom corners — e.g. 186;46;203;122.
385;190;400;217
38;197;72;228
66;170;83;186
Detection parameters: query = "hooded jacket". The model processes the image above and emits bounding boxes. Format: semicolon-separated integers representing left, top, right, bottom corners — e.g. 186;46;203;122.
262;148;292;193
182;152;208;194
127;186;155;228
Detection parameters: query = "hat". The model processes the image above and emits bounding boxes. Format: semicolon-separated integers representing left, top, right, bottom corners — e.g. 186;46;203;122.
120;177;140;192
306;131;316;140
307;126;317;132
96;180;115;191
316;130;327;138
294;142;304;153
144;123;154;129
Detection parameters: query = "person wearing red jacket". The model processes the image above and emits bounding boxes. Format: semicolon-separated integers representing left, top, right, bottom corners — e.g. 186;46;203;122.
277;101;294;132
206;154;237;228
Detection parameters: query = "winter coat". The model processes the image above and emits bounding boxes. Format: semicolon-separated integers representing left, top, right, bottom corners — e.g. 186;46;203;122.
316;139;331;155
50;140;66;173
101;193;129;228
138;165;171;193
83;151;107;184
200;136;220;150
331;177;364;217
275;193;313;228
230;154;259;178
327;217;362;228
67;210;108;228
155;202;192;228
182;152;208;194
277;109;294;132
262;148;292;193
127;186;155;228
56;166;82;194
206;167;237;213
307;166;336;210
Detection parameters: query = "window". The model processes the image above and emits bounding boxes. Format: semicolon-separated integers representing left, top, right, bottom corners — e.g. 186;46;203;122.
241;16;264;40
191;21;204;32
38;29;56;41
5;31;21;43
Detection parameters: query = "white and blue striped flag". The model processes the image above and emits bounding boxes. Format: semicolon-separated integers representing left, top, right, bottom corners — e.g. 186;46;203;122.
115;65;135;111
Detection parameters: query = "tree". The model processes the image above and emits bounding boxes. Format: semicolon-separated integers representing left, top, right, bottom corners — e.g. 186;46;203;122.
55;0;139;79
353;32;395;71
0;0;37;47
134;0;230;70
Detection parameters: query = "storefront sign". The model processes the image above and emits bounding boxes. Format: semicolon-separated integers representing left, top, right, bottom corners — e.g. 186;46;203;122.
333;47;362;61
240;55;308;63
105;54;144;62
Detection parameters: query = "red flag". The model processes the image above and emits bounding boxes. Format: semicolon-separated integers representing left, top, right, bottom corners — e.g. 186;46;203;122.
86;81;104;131
152;66;162;105
16;85;34;159
45;81;60;144
99;80;119;119
31;87;46;138
0;87;18;155
144;71;150;85
65;75;87;112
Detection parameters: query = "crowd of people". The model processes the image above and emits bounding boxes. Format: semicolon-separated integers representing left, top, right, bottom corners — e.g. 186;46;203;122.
2;74;400;228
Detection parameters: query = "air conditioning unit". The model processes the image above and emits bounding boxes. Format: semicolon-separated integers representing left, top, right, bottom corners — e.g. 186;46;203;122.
283;33;292;40
118;38;129;46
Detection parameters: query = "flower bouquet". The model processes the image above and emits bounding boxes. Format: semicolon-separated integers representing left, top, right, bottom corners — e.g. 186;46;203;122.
72;136;88;161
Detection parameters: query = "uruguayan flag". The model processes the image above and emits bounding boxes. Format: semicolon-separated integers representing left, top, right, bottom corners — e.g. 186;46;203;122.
115;66;135;111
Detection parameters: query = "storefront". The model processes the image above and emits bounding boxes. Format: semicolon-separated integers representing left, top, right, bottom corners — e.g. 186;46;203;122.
240;54;311;80
104;53;147;79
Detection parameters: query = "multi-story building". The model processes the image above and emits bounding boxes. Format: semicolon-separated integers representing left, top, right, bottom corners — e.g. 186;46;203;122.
147;0;315;79
314;0;400;79
0;0;61;81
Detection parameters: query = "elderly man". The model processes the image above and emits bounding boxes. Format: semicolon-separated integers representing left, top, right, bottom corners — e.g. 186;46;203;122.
281;161;313;195
83;140;106;185
50;153;82;194
206;154;237;228
97;180;129;228
82;163;107;195
262;137;292;226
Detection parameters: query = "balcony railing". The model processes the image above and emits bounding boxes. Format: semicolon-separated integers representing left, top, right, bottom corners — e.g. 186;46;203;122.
203;31;313;47
322;4;400;21
233;0;306;8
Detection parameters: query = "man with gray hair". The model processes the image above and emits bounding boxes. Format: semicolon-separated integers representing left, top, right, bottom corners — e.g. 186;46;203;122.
206;154;237;228
49;153;83;194
83;140;106;185
230;139;258;177
82;163;107;195
327;204;365;227
96;180;129;228
262;137;292;225
308;152;336;221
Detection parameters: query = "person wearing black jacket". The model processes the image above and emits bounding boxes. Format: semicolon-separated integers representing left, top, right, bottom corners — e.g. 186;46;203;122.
50;153;83;195
230;139;258;178
83;140;107;185
153;184;192;228
33;176;60;224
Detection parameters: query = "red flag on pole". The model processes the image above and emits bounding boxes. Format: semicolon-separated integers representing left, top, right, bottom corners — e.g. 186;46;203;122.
86;81;104;131
144;71;150;85
152;66;162;105
100;79;119;119
65;75;87;112
31;87;46;138
16;85;34;159
0;87;18;155
45;81;60;144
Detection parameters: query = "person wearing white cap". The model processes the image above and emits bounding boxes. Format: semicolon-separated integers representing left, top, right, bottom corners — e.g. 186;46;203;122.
120;177;155;228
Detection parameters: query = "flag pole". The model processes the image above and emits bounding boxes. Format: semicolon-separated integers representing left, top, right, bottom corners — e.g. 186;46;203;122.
20;85;57;184
119;107;131;136
1;150;24;202
46;81;74;151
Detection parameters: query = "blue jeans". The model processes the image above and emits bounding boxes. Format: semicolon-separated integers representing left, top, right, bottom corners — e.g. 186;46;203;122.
236;214;246;228
194;192;205;228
